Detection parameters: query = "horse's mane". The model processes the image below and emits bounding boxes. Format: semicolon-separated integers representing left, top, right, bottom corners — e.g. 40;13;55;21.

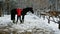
23;7;33;10
21;7;34;15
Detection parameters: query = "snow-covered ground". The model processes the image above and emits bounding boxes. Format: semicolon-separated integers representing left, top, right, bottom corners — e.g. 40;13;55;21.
0;13;60;34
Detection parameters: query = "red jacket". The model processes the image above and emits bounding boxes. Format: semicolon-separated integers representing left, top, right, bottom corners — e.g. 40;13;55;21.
16;8;22;16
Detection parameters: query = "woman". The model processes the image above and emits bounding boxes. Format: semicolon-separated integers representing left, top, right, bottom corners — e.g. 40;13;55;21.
16;8;22;23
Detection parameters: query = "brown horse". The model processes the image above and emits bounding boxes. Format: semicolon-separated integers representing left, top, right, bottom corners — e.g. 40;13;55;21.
46;11;60;23
46;11;60;29
46;11;60;17
40;11;60;29
40;11;60;23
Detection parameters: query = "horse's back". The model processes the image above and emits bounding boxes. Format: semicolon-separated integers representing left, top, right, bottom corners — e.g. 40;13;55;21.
48;11;60;16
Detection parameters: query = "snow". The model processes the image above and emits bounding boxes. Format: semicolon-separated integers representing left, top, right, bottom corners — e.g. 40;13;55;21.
0;13;60;34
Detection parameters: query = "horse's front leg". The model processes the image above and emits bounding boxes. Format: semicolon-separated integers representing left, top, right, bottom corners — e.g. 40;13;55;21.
22;15;25;23
58;24;60;29
20;16;22;23
43;15;45;20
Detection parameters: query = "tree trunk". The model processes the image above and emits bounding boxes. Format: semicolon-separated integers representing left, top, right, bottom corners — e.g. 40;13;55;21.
0;8;2;17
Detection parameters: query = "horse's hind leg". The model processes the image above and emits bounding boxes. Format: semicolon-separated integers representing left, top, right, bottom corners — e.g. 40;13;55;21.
13;19;15;23
48;16;50;24
16;16;18;23
12;15;15;23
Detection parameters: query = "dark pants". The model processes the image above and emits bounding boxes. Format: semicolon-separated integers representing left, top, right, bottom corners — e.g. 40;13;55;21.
16;15;25;23
16;16;22;23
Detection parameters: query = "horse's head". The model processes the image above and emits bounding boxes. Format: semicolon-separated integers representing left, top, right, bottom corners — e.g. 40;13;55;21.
27;7;34;14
